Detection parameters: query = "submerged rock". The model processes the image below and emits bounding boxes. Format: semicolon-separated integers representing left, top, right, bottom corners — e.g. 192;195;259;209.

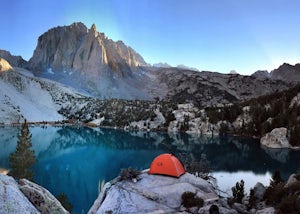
261;147;290;163
88;171;236;214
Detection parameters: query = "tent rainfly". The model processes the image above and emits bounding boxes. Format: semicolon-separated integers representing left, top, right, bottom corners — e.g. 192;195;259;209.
148;153;185;178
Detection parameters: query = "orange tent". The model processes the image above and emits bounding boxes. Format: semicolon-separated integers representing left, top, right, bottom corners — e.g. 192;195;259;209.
148;153;185;178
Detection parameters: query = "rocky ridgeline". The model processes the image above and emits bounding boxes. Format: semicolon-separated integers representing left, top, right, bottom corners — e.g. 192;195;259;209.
0;50;27;68
155;68;291;106
269;63;300;83
25;23;297;103
251;63;300;83
3;22;294;102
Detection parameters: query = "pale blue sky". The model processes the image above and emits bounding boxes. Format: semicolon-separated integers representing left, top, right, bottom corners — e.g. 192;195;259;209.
1;0;300;74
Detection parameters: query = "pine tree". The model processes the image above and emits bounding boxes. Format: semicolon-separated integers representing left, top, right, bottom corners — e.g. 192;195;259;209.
231;180;245;203
270;170;284;187
9;120;37;180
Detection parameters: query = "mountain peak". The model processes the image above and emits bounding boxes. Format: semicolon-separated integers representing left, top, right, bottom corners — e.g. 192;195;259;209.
28;22;147;98
29;22;146;73
70;22;87;28
278;63;293;69
251;70;270;80
270;62;300;82
91;23;97;32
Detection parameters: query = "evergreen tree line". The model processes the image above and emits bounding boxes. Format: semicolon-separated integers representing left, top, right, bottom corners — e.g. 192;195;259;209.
229;170;300;213
206;84;300;146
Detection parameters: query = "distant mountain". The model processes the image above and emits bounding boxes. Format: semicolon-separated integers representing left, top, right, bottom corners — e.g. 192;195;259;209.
251;70;270;80
176;64;199;71
0;22;299;116
152;62;171;68
251;63;300;83
29;22;147;75
270;63;300;82
155;68;290;106
28;22;153;100
152;63;200;71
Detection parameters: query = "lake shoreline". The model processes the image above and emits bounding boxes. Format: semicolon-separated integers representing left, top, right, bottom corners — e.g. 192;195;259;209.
4;121;300;151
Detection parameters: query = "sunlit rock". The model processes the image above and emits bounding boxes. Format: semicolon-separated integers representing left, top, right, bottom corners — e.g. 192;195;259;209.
0;58;13;72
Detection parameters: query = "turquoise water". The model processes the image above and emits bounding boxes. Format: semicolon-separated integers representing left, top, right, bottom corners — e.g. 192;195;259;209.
0;126;300;213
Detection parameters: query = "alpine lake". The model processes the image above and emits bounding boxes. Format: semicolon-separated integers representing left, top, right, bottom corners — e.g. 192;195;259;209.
1;126;299;214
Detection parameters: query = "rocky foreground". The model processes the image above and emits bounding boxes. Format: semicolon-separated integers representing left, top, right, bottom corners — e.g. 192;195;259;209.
0;174;68;214
2;171;300;213
88;170;274;214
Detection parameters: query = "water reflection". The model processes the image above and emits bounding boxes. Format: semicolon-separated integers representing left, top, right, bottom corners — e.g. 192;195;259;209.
0;126;300;213
212;171;272;197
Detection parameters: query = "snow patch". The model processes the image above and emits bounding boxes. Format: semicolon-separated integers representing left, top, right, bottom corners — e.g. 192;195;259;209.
89;117;105;126
47;68;54;74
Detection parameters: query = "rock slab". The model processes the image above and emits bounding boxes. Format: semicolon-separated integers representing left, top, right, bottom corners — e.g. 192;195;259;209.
0;174;40;214
19;178;69;214
88;171;235;214
0;174;68;214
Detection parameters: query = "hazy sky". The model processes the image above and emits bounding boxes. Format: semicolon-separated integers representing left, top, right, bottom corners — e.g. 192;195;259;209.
1;0;300;75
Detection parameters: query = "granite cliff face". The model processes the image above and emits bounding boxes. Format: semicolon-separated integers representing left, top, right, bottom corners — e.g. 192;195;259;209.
29;22;146;77
28;22;152;99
